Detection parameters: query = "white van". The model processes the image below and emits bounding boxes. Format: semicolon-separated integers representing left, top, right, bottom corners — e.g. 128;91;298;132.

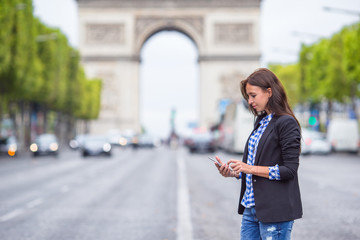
221;101;254;154
327;118;359;153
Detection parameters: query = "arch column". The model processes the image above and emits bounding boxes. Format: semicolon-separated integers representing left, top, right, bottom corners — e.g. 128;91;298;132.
81;57;141;133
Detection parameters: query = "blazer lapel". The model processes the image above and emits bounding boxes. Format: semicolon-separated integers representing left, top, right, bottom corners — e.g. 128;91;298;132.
242;136;250;163
243;115;263;163
254;117;276;165
243;119;261;163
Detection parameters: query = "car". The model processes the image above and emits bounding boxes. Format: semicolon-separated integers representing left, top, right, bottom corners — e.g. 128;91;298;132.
106;130;128;147
327;118;359;153
30;134;59;157
122;130;137;148
69;134;88;150
137;134;160;148
301;129;331;155
81;135;112;157
0;136;18;157
187;132;217;153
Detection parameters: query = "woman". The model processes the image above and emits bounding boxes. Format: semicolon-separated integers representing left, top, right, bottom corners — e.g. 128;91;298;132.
216;68;302;240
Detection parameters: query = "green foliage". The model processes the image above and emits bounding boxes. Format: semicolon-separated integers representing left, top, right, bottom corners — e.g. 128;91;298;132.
49;30;70;110
0;0;35;97
269;63;300;107
326;32;347;102
0;0;102;120
305;39;331;102
11;0;35;98
299;43;314;103
295;22;360;106
65;49;81;114
0;0;15;86
88;79;102;119
343;24;360;98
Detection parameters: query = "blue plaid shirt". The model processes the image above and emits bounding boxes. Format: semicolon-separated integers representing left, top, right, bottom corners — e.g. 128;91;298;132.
240;113;280;208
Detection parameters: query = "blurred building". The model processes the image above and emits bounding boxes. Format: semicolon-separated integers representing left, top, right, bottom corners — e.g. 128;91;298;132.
77;0;261;133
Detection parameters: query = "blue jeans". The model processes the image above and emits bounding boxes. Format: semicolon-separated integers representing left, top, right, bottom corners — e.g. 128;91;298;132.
241;207;294;240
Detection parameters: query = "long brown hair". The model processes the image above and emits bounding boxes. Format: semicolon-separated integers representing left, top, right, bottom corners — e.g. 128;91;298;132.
240;68;300;127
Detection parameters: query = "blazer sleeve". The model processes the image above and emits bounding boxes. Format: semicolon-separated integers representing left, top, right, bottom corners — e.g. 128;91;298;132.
276;115;301;180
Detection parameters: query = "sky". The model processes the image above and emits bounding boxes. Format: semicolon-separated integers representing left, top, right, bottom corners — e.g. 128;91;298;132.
140;33;199;137
32;0;360;137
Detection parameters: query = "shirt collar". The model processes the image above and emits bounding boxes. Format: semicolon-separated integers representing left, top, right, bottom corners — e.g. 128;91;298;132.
259;113;273;125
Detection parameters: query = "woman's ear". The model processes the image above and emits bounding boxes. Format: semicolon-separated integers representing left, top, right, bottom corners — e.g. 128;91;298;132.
267;88;272;97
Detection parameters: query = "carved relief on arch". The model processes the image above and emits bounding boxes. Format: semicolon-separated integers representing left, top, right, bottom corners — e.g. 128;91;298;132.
214;23;253;44
219;72;247;101
86;23;125;44
134;16;204;52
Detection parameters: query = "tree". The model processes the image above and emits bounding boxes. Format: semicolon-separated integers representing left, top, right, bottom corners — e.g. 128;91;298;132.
0;0;103;145
269;64;301;107
343;23;360;116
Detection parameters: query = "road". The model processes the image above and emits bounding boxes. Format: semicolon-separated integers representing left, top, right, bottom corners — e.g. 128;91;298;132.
0;146;359;240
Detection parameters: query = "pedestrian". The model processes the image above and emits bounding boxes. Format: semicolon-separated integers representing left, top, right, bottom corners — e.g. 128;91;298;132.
215;68;302;240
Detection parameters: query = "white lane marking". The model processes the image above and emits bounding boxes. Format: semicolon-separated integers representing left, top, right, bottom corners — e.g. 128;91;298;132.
26;198;44;208
0;209;24;222
177;156;194;240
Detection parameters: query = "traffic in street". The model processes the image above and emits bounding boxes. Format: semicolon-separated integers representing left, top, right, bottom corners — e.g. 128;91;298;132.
0;146;359;240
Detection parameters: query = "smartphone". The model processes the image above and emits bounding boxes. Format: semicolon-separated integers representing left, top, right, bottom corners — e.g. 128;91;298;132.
208;156;221;166
208;156;232;170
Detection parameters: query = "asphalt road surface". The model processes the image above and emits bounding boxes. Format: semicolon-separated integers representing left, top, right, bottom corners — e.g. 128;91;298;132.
0;146;359;240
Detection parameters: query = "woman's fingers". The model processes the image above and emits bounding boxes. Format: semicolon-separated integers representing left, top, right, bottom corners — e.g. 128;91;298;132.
215;157;241;177
227;159;246;173
219;163;231;177
227;159;239;170
215;156;225;171
219;163;227;172
215;156;224;165
227;159;239;165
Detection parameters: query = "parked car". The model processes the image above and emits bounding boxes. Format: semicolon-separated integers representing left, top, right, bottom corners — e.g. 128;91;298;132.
69;134;87;150
136;134;160;148
187;132;216;153
30;134;59;157
301;129;331;155
106;130;127;147
108;129;136;148
0;136;18;157
327;118;359;153
81;135;112;157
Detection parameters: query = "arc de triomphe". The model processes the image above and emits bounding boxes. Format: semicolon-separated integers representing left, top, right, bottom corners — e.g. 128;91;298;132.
77;0;261;134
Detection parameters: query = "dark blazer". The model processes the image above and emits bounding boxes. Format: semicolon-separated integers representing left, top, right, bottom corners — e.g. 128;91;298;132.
238;113;303;223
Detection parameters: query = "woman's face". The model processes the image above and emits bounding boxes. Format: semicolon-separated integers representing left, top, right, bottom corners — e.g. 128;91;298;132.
246;83;272;114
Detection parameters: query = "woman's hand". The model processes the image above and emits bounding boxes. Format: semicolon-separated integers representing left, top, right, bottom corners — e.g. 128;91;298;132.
215;156;236;178
228;160;271;178
228;159;253;175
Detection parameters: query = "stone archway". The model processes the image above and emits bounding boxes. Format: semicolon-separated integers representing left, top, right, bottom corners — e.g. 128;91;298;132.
77;0;261;134
134;17;204;55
